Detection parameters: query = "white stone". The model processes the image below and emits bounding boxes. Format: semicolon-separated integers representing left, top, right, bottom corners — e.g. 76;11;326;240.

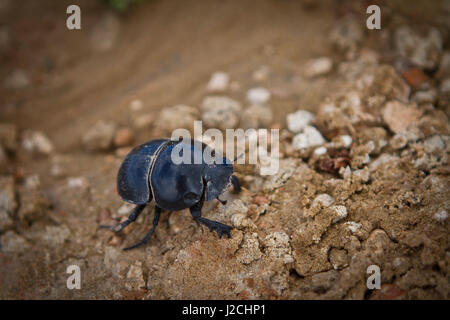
286;110;315;133
291;125;325;150
345;221;362;233
331;205;348;223
207;72;229;92
339;135;353;148
314;146;327;156
304;57;333;77
246;87;271;104
312;194;335;208
434;210;448;222
22;131;54;155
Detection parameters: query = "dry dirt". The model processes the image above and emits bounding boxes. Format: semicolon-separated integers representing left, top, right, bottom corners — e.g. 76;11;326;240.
0;0;449;299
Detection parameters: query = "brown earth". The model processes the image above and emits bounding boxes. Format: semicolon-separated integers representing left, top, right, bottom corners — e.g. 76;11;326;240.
0;0;449;299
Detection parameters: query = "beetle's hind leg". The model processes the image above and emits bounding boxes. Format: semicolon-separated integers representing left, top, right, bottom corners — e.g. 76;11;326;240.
123;206;161;251
190;192;232;238
231;175;241;193
99;203;146;233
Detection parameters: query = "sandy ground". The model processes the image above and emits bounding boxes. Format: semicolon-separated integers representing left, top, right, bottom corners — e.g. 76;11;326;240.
0;0;449;299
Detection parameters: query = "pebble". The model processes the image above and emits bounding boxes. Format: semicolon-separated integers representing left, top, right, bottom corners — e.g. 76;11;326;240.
113;128;134;148
206;72;229;92
291;125;325;150
252;65;270;81
263;232;293;264
3;69;29;89
201;96;241;130
330;205;348;223
286;110;315;133
253;195;269;205
423;135;445;153
117;202;134;216
434;210;448;222
411;89;437;105
345;221;362;233
395;25;443;70
236;233;262;265
381;101;422;133
133;114;153;129
313;146;327;156
304;57;333;77
312;194;335;208
240;104;273;129
67;177;89;190
339;135;353;148
82;121;117;152
246;87;271;104
22;130;54;155
129;99;143;111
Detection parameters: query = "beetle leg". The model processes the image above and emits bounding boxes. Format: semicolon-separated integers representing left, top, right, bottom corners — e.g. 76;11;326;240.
123;206;162;250
231;175;241;193
99;204;146;233
190;192;232;238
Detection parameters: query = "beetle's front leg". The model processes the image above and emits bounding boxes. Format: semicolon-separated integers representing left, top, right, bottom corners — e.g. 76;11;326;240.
99;203;146;232
190;192;232;238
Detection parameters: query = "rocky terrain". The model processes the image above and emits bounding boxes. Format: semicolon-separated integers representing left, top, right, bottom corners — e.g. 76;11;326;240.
0;0;449;299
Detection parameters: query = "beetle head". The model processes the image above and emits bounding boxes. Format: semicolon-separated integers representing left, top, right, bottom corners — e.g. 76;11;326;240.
203;157;233;201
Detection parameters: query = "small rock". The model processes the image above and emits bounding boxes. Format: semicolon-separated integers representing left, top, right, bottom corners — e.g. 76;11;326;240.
312;194;335;208
411;89;437;105
91;13;120;52
382;101;422;133
3;69;29;89
1;231;29;253
206;72;229;92
330;205;348;223
117;203;134;217
345;221;362;233
0;123;18;152
22;130;54;155
113;128;134;148
313;146;327;156
241;104;273;129
434;210;448;222
338;135;353;148
304;57;333;78
291;125;325;150
401;68;429;89
423;135;445;153
129;99;144;111
67;177;89;191
252;65;270;81
395;26;443;70
246;87;270;104
202;96;241;130
286;110;315;133
82;121;117;152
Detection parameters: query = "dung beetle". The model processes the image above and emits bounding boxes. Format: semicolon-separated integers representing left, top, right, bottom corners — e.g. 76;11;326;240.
100;138;241;250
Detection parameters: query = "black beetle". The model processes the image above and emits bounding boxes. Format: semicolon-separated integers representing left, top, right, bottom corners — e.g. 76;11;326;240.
101;138;241;250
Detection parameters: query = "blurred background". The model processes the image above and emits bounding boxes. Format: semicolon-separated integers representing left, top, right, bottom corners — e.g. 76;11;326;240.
0;0;449;299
